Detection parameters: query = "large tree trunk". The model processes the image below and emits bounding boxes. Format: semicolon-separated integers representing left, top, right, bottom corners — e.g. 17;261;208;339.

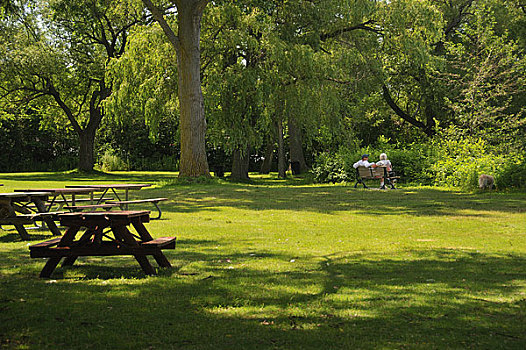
288;115;307;174
231;145;250;180
260;139;274;174
78;129;96;172
177;2;210;177
276;119;287;179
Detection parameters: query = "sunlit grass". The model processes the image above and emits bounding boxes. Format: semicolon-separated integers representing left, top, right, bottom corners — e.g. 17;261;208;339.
0;171;525;349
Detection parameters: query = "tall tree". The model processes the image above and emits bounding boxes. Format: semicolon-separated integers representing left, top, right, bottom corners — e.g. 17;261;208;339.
0;0;143;171
141;0;210;177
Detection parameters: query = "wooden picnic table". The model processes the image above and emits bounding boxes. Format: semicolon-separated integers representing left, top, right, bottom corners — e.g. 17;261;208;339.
15;187;97;211
65;184;151;205
0;192;62;239
65;184;167;219
29;210;176;278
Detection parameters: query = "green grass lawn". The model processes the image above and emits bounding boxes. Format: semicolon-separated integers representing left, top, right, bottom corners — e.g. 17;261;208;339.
1;172;525;349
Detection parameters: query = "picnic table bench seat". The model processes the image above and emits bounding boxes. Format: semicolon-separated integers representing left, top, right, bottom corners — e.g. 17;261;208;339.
63;204;119;211
29;236;177;258
105;198;168;219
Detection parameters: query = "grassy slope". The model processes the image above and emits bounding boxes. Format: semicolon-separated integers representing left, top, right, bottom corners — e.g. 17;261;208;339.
0;172;525;349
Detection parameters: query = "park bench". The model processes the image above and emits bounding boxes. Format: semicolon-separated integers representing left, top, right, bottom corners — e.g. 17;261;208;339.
105;198;168;219
354;166;399;189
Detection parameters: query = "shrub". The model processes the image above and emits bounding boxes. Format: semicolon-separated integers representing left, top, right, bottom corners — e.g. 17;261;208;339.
312;151;352;183
495;160;526;189
99;149;128;172
431;137;505;189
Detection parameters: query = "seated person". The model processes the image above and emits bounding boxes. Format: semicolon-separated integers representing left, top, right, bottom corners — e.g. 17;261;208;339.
376;153;392;189
353;154;377;169
376;153;392;171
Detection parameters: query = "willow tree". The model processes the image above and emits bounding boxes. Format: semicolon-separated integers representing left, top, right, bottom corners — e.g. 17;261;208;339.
141;0;210;177
0;0;143;171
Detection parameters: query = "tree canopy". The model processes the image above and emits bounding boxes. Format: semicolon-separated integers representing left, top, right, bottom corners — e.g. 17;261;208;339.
1;0;524;181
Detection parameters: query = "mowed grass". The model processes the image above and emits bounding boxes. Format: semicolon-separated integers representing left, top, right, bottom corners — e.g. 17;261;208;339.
1;171;525;349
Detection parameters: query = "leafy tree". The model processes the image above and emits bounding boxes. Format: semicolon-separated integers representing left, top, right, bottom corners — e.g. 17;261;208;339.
0;0;144;171
443;1;526;148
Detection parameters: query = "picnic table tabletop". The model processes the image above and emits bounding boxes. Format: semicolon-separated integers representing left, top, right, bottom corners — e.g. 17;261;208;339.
0;191;52;200
59;210;151;223
59;210;151;217
65;184;151;190
15;188;96;194
65;184;152;204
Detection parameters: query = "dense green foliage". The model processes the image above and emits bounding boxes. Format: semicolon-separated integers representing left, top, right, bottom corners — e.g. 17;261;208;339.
1;0;525;187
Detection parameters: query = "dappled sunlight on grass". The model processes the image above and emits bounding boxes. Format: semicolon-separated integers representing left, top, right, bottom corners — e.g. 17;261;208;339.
1;172;525;348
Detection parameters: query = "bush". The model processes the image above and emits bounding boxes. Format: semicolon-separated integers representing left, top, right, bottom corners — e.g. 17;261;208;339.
99;149;128;172
312;151;353;183
431;137;505;189
495;160;526;189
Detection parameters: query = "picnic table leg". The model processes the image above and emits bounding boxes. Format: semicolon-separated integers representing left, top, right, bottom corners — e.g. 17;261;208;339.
151;202;162;220
131;220;171;268
62;227;98;267
2;200;31;240
97;189;110;204
14;224;31;240
33;198;62;236
40;258;63;278
112;225;156;275
39;226;80;278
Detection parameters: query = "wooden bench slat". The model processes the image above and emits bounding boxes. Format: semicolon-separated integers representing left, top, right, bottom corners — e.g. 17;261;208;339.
64;204;118;210
141;236;176;249
105;198;168;205
105;198;168;220
29;237;63;249
30;241;174;258
0;217;34;225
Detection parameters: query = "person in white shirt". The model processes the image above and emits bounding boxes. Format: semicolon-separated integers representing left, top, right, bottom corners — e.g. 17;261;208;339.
375;153;392;188
376;153;392;171
353;154;377;169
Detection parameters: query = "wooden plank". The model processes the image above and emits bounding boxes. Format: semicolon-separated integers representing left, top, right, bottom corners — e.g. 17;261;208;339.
30;243;168;257
106;198;168;205
63;204;118;211
0;217;34;225
29;237;63;249
142;237;177;249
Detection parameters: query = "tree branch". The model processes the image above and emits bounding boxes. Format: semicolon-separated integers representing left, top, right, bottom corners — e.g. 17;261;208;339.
141;0;180;53
46;79;83;134
382;84;431;135
320;20;382;41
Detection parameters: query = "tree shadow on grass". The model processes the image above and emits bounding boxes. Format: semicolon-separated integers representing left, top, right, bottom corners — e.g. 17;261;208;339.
3;172;525;217
1;248;525;349
151;184;526;217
